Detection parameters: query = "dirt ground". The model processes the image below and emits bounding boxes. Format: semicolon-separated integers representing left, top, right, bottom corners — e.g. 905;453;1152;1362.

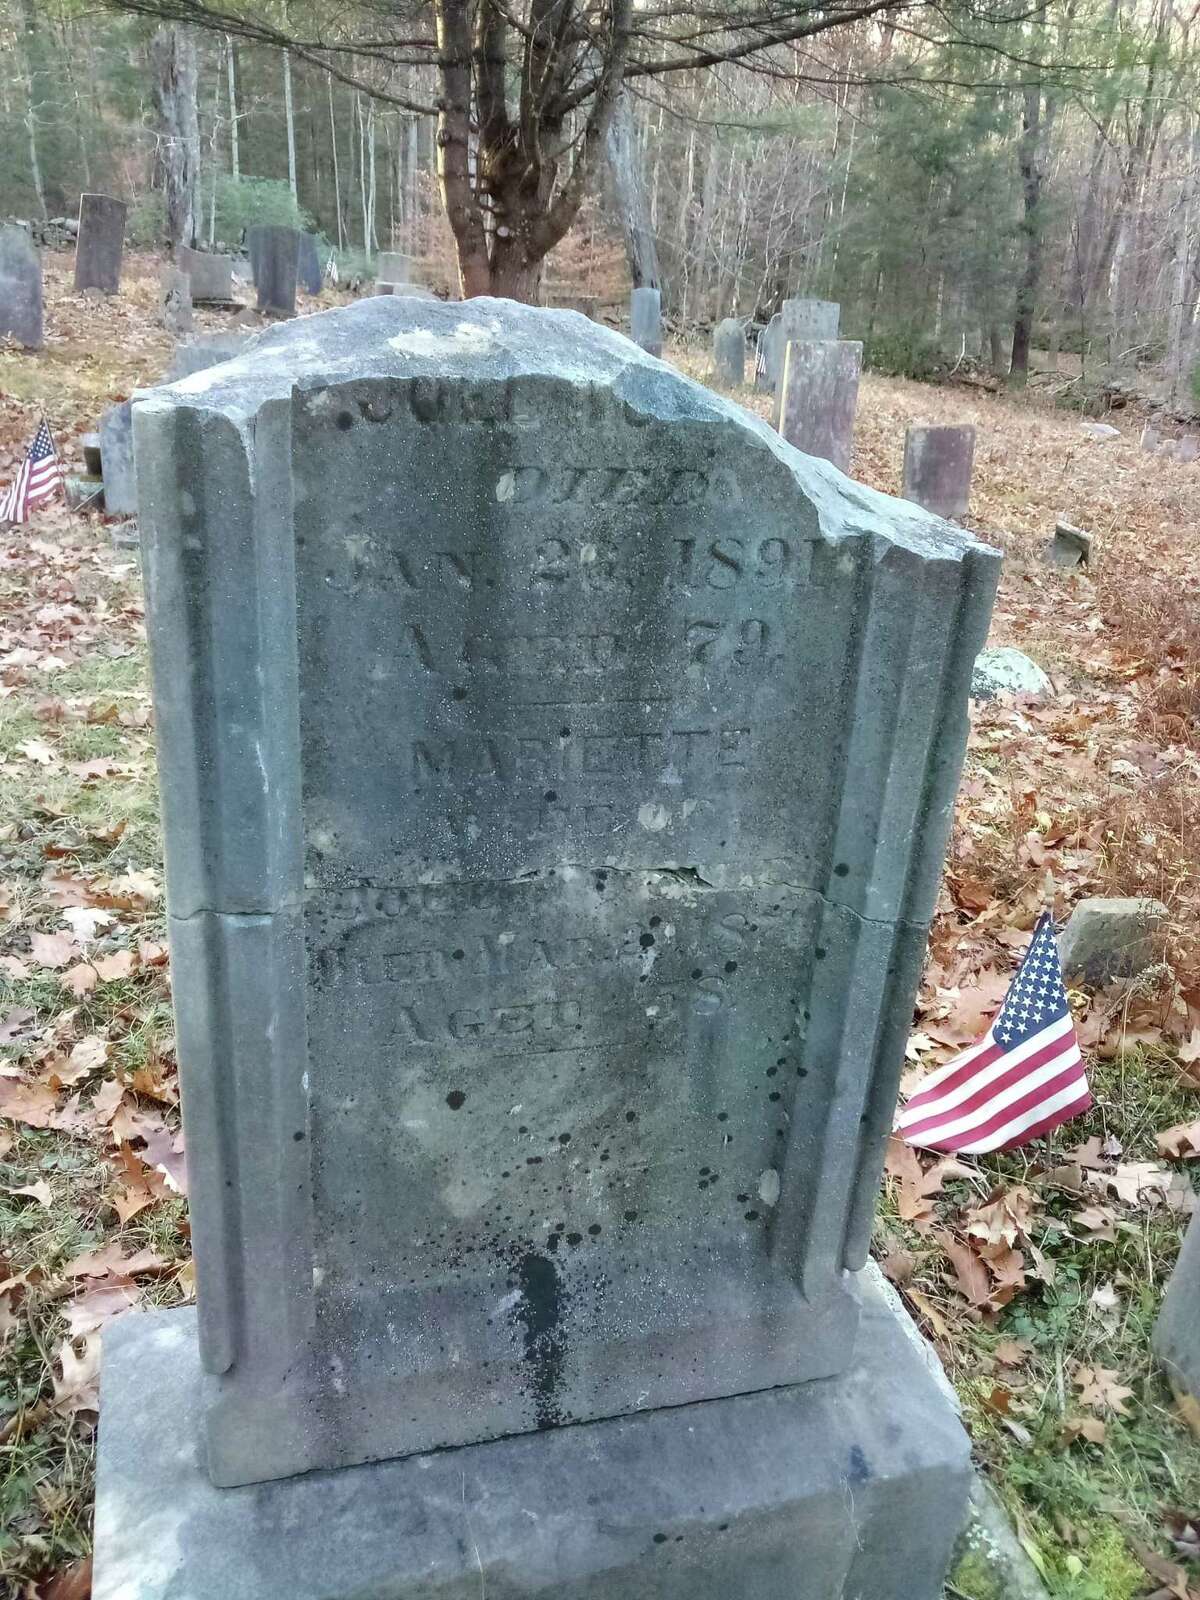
2;259;1200;1599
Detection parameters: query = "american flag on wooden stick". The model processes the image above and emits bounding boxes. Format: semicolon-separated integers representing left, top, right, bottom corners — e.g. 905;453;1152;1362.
0;418;65;524
896;913;1090;1154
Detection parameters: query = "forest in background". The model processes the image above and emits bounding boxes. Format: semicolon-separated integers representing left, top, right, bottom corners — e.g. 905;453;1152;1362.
1;0;1198;407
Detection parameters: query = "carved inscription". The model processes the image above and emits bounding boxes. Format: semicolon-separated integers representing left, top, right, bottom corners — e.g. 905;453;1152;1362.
410;725;751;782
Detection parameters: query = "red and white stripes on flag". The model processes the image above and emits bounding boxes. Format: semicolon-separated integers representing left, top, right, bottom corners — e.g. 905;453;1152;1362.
896;913;1090;1155
0;418;65;524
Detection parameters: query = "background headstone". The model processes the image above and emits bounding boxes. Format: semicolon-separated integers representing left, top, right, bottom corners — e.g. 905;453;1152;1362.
99;401;136;518
377;251;414;285
902;424;976;520
161;265;193;335
375;283;436;299
1057;896;1168;986
970;647;1051;702
131;297;997;1495
0;224;44;350
245;224;266;285
74;194;126;295
712;317;745;385
179;246;235;304
629;284;662;356
163;332;251;382
255;225;299;316
781;298;840;341
754;311;782;391
777;339;863;472
297;233;323;296
1046;518;1092;568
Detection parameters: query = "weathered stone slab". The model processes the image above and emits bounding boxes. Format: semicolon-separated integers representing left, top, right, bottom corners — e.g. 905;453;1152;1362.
178;246;235;304
74;194;126;295
163;332;252;382
0;224;43;350
161;265;193;335
93;1278;972;1600
1046;518;1092;568
377;251;414;285
712;318;745;386
754;312;783;391
1154;1211;1200;1416
781;298;840;342
254;225;299;316
297;232;323;296
778;340;863;473
970;647;1050;702
1057;896;1168;986
99;401;136;518
81;433;103;477
630;285;662;357
133;299;997;1487
902;424;975;521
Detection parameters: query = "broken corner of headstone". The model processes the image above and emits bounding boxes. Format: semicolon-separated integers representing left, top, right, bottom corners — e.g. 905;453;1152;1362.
95;299;1000;1599
1046;518;1092;569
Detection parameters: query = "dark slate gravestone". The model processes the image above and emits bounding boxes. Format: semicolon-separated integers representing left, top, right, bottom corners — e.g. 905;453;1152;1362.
630;286;662;356
0;224;43;350
178;246;235;304
74;194;127;295
778;339;863;472
160;265;193;335
712;317;745;385
99;401;136;517
902;424;976;521
754;311;783;391
297;233;323;296
102;300;994;1598
254;225;299;316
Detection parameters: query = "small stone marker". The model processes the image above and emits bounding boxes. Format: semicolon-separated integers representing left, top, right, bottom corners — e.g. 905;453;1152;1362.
1179;433;1199;464
781;298;840;341
1046;518;1092;568
777;339;863;472
377;252;414;285
74;194;126;295
629;285;662;356
1057;896;1167;986
164;332;252;382
297;233;323;296
712;318;745;385
1140;423;1160;453
1153;1213;1200;1421
970;647;1051;702
254;225;299;316
902;424;976;521
178;246;235;305
0;223;44;350
99;401;136;518
100;299;996;1598
160;265;193;335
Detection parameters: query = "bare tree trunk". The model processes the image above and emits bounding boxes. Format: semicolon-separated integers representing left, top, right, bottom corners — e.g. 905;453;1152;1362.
16;0;46;220
151;23;200;251
226;36;240;180
327;73;344;250
605;88;660;289
283;49;298;202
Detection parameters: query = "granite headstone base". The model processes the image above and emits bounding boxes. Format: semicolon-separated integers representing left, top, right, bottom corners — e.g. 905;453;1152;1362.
93;1280;969;1600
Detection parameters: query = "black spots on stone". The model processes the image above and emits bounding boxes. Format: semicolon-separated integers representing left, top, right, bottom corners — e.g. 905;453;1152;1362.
566;1231;583;1246
736;1193;749;1204
652;1533;669;1545
558;1132;572;1145
334;410;355;431
594;871;608;893
768;1091;781;1103
513;1251;567;1430
691;967;703;980
445;1089;467;1110
624;1209;638;1222
452;948;465;960
625;1110;637;1124
716;1111;729;1123
588;1222;602;1236
560;726;571;738
848;1444;871;1484
640;932;655;949
544;790;557;802
834;862;850;878
815;946;827;960
526;1155;543;1165
744;1210;760;1222
649;915;662;929
766;1066;778;1079
292;1130;306;1142
724;960;738;973
451;684;468;701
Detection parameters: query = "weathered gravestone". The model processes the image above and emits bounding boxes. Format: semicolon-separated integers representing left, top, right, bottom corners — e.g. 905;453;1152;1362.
160;265;193;335
99;401;136;518
0;223;44;350
297;233;323;296
377;251;415;286
712;317;745;386
782;298;840;342
164;331;251;382
902;424;976;521
778;339;863;473
95;298;996;1599
1153;1211;1200;1418
630;285;662;357
178;246;236;305
74;194;126;295
754;311;783;391
255;225;299;316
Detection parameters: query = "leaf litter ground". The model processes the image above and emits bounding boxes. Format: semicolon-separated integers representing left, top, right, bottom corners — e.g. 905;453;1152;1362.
2;273;1200;1597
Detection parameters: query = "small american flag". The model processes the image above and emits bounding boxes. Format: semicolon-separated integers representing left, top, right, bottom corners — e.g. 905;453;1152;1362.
896;913;1090;1154
0;418;65;524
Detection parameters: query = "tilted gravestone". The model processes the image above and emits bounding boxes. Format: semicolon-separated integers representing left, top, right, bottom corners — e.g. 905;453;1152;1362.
902;424;976;521
255;225;299;316
630;285;662;357
178;246;235;304
778;339;863;472
297;233;323;296
74;194;127;295
0;224;43;350
96;299;996;1599
99;401;136;518
712;317;745;385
